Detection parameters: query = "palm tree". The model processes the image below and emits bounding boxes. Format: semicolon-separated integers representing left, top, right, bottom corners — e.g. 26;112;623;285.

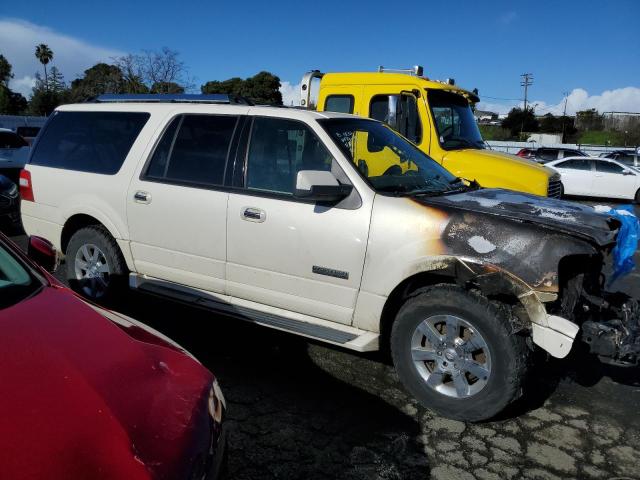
35;44;54;89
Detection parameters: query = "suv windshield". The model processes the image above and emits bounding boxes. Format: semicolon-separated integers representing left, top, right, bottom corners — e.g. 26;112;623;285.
0;240;41;310
428;90;484;150
321;118;465;195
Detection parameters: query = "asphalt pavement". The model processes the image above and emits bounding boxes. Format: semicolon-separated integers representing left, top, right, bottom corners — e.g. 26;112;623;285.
5;199;640;480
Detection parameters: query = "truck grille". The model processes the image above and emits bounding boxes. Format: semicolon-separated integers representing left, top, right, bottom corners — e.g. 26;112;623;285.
547;176;562;198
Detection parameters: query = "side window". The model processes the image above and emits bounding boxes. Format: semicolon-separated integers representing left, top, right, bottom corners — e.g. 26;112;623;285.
0;132;28;148
557;159;591;171
596;161;625;174
369;94;422;144
325;95;354;114
30;111;150;174
538;149;559;161
246;117;334;195
145;114;237;186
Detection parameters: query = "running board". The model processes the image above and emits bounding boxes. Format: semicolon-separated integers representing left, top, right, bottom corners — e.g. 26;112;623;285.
130;275;379;351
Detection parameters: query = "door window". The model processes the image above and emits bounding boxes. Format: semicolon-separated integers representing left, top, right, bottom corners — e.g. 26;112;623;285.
145;114;237;186
370;94;422;144
556;159;592;171
538;149;559;161
596;161;625;174
325;95;354;114
246;117;334;195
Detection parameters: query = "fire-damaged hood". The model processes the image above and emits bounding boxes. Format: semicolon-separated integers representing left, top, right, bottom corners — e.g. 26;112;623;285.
420;188;620;247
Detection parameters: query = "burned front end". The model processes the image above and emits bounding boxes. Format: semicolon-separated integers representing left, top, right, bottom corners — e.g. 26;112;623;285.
418;189;640;366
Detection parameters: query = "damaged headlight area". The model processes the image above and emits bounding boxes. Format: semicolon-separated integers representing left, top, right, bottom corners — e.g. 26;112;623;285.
554;253;640;366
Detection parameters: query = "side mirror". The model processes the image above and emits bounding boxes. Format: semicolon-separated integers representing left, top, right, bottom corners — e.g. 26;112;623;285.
623;170;635;176
27;236;59;273
294;170;353;203
386;95;399;130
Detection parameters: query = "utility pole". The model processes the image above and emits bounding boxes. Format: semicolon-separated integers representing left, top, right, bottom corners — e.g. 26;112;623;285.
520;73;533;137
561;91;569;143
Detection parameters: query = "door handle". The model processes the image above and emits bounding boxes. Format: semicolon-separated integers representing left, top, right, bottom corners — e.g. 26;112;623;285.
134;191;151;204
242;207;266;223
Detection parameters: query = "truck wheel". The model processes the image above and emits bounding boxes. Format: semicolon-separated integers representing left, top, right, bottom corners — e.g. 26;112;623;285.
390;284;528;422
66;225;128;302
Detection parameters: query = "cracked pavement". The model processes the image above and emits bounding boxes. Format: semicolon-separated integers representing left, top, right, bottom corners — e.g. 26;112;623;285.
6;201;640;480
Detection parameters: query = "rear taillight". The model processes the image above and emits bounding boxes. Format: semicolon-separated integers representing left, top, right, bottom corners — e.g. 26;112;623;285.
19;169;34;202
516;149;528;158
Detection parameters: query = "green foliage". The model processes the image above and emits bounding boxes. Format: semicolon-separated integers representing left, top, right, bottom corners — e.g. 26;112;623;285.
69;63;126;101
501;107;539;137
202;71;282;105
478;125;512;141
0;54;13;86
150;81;184;94
0;86;27;114
34;44;54;88
29;73;68;116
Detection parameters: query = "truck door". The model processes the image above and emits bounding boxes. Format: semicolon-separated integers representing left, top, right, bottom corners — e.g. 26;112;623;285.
365;89;428;152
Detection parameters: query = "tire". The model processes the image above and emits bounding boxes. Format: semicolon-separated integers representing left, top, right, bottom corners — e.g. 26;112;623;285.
560;182;565;198
635;188;640;204
65;225;128;302
390;284;529;422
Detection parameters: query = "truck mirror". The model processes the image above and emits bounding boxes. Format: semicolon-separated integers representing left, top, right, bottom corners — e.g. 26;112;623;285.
386;95;399;130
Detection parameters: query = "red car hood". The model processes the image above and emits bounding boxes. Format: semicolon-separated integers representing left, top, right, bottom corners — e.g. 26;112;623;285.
0;285;214;480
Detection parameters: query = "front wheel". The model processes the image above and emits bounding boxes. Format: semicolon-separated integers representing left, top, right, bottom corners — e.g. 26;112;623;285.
635;188;640;204
390;284;529;422
66;225;128;302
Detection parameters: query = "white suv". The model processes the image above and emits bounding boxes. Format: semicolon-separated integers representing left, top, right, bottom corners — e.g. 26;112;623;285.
20;94;639;421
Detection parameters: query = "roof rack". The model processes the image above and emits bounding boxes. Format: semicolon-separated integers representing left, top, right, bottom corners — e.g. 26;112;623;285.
377;65;424;76
91;93;254;106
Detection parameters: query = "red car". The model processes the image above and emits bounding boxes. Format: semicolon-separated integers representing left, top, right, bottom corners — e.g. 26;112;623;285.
0;233;226;479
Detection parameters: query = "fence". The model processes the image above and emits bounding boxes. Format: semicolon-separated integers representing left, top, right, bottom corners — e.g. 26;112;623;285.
486;140;637;157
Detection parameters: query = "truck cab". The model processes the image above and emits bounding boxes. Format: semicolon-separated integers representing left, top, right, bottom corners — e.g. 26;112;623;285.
302;67;559;197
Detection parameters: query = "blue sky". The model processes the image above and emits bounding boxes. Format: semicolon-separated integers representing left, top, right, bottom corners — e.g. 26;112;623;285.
1;0;639;114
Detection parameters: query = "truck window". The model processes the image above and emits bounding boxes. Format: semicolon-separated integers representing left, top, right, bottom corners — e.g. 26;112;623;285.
30;111;150;175
246;117;334;195
428;90;484;150
145;114;237;186
369;94;422;144
325;95;354;114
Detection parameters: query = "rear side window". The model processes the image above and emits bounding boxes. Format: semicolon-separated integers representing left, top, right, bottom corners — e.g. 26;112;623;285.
596;161;624;174
0;131;28;149
537;149;559;161
325;95;354;114
30;111;149;174
145;114;237;187
556;159;592;171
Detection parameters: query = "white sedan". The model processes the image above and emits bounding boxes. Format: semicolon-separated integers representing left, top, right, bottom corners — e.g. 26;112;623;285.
545;156;640;203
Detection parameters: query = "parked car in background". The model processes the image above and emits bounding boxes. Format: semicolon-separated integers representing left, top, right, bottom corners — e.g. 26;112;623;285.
0;174;20;227
546;156;640;202
0;128;30;184
600;149;639;169
517;147;587;163
15;126;41;146
19;94;640;422
0;232;227;479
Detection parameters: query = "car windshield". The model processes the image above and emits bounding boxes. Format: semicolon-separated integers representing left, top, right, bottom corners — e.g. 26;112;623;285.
428;90;485;150
0;241;41;310
321;118;466;195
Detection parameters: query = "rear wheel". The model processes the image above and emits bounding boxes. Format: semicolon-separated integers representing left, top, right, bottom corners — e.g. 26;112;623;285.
390;284;529;422
635;188;640;204
66;225;128;302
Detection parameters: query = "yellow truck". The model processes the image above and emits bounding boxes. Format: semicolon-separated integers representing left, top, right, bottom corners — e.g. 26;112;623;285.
300;67;560;197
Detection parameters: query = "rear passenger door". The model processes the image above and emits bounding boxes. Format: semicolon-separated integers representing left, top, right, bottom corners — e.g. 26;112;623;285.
553;159;593;195
127;112;243;293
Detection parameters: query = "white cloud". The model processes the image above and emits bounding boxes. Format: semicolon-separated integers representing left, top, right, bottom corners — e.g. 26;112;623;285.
280;81;301;107
0;18;124;97
477;87;640;116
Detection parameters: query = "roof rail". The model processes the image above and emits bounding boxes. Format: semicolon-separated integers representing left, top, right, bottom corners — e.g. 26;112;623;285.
91;93;254;106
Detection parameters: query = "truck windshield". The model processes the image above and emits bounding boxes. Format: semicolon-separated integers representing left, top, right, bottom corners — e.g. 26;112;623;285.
428;90;485;150
0;241;41;310
321;118;466;195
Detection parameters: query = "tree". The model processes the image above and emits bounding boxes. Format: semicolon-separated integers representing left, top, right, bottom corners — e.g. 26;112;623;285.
150;81;184;94
35;44;54;89
501;107;539;138
201;71;283;104
112;54;149;93
29;73;67;116
0;87;27;114
0;54;13;87
69;63;126;101
113;48;191;93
